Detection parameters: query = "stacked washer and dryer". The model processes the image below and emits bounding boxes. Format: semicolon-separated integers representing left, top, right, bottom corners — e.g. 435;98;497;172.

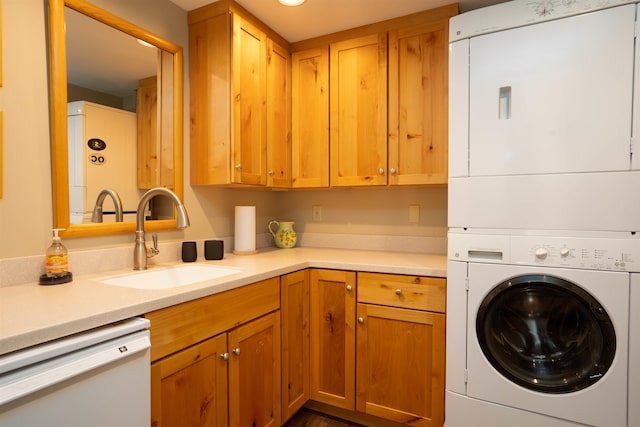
446;1;640;426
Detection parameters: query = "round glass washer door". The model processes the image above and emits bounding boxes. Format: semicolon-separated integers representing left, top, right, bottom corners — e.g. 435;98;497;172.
476;274;616;394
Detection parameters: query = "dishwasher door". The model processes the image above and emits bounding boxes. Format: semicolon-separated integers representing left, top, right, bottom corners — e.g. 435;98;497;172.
0;317;150;427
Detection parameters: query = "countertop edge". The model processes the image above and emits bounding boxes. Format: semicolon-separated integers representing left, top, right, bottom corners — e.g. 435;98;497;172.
0;248;446;356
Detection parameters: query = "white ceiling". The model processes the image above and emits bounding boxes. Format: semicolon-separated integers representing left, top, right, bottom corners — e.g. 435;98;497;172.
170;0;505;43
67;0;506;99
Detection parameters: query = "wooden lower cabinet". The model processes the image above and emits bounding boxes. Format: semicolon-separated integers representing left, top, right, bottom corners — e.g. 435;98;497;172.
148;270;445;427
146;277;281;427
150;312;281;427
281;270;310;422
229;311;281;427
150;334;228;427
356;304;445;427
309;269;356;410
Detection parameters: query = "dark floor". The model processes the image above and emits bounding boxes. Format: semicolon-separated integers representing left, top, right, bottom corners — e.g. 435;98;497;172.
284;409;367;427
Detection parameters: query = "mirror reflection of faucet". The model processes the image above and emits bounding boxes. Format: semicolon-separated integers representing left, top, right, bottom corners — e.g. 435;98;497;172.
91;188;124;223
134;187;190;270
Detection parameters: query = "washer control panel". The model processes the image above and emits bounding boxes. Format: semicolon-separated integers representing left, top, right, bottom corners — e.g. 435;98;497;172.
449;232;640;272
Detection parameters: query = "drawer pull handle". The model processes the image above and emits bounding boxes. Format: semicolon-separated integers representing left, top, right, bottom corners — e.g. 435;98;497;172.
220;352;229;361
232;348;241;356
395;288;402;296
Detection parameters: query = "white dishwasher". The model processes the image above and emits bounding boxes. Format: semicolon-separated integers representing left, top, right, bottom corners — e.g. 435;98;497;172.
0;317;150;426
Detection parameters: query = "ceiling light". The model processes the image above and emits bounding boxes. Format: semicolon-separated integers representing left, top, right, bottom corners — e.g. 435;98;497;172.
278;0;305;6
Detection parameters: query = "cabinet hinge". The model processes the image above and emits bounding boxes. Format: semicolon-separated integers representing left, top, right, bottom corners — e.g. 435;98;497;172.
464;369;469;385
465;277;470;292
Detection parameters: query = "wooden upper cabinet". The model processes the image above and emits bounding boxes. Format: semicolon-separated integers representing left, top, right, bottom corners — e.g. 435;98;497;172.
232;16;267;185
266;39;292;188
388;20;449;186
189;4;289;187
330;33;388;187
291;47;329;188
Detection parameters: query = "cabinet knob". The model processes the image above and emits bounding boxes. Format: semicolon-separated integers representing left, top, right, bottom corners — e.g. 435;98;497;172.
395;288;402;296
232;348;241;356
235;164;242;171
390;167;397;175
346;285;353;292
358;317;364;324
378;168;385;175
220;352;229;361
268;170;275;176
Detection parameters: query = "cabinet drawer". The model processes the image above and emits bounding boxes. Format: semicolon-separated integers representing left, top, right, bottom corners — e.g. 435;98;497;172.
145;277;280;361
357;272;445;313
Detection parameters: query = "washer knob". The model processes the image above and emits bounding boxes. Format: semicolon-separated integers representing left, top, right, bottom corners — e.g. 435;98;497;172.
560;248;570;258
535;248;548;259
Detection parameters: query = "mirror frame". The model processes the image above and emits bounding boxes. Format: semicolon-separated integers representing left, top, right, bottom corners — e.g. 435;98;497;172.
48;0;184;238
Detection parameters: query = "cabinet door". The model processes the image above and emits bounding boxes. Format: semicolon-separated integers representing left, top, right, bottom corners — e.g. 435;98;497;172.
189;12;232;185
137;75;159;189
356;304;445;427
388;20;448;186
281;270;310;422
228;311;281;427
291;47;329;188
151;334;228;427
330;34;387;187
310;269;356;409
232;15;267;185
266;39;292;188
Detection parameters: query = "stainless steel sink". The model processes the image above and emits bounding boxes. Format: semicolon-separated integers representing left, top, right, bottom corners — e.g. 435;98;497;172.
100;265;242;290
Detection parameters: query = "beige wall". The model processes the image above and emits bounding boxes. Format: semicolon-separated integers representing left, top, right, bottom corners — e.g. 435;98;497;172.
0;0;447;260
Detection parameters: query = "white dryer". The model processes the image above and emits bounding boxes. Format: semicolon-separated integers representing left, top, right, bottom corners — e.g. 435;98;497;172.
448;0;640;232
446;231;639;426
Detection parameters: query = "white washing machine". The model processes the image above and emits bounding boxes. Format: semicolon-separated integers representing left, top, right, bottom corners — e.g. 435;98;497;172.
447;231;640;426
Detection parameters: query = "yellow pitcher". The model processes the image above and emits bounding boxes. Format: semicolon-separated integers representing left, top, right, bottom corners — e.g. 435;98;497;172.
268;220;297;249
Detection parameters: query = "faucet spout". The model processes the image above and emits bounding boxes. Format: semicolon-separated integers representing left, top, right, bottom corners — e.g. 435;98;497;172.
134;187;190;270
91;188;124;223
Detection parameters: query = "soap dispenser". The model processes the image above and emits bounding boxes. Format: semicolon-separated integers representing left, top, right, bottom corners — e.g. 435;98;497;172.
40;228;73;285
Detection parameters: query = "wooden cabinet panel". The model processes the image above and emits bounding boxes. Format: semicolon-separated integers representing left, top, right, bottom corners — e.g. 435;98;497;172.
145;277;280;362
310;269;356;409
388;20;449;186
358;272;446;313
356;304;445;427
330;34;388;187
232;16;267;185
189;11;232;185
266;39;292;188
151;334;228;427
281;270;310;422
291;47;329;188
229;311;281;427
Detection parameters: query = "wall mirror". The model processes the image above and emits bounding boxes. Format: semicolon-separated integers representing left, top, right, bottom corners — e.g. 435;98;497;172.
48;0;183;238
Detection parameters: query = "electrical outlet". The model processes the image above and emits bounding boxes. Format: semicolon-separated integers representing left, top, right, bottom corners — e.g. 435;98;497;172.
312;205;322;222
409;205;420;223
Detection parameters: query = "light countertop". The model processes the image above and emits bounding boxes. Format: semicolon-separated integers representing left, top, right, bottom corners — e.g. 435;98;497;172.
0;247;446;356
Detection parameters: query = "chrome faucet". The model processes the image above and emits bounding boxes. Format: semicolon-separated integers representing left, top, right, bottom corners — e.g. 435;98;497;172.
91;188;124;223
134;187;190;270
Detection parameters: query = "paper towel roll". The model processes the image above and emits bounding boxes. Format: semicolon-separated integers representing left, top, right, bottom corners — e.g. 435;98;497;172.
234;206;257;255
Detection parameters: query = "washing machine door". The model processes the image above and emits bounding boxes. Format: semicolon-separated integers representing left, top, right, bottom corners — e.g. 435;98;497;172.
476;274;616;394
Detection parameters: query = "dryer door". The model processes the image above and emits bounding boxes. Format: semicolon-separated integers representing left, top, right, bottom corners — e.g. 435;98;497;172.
476;274;616;394
466;4;635;177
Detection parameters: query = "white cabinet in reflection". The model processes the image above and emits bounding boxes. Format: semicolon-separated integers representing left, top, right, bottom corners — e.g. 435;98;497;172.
67;101;140;224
